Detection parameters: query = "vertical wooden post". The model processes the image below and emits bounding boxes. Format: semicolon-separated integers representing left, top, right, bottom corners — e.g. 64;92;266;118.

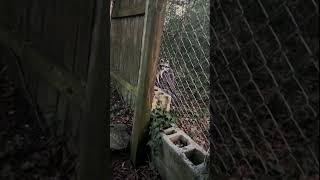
79;0;109;179
130;0;167;165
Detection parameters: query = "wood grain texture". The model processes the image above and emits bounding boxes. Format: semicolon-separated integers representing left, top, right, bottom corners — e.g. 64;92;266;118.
130;0;167;165
0;28;86;107
0;0;109;178
112;2;146;18
79;0;109;179
110;0;146;107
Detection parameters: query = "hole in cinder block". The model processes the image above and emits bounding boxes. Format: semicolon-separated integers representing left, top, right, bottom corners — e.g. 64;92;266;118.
163;123;173;130
164;129;177;135
170;135;189;148
185;149;205;166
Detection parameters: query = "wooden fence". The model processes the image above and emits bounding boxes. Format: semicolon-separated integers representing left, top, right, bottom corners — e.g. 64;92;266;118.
0;0;109;179
111;0;145;106
111;0;167;164
0;0;166;178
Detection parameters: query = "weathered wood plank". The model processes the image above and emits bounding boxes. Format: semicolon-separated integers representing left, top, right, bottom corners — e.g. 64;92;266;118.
2;0;109;179
130;0;167;164
0;27;86;108
110;0;146;105
60;1;82;156
78;0;109;179
111;71;138;95
56;93;68;135
112;1;146;18
33;0;60;134
55;8;77;144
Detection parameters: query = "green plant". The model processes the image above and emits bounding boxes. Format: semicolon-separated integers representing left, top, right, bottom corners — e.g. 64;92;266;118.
148;106;176;156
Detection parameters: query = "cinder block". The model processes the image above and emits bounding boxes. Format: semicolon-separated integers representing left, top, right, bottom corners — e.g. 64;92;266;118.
152;126;209;180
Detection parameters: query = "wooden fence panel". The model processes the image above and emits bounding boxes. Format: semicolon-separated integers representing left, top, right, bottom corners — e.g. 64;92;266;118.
0;0;109;179
111;0;167;164
131;0;167;164
111;0;146;107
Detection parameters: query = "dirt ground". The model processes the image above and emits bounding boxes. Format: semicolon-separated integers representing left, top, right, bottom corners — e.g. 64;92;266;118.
112;148;160;180
0;62;76;180
111;86;161;180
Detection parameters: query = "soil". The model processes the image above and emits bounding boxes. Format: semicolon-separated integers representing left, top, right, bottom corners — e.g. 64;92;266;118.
0;62;76;180
110;85;161;180
172;139;187;148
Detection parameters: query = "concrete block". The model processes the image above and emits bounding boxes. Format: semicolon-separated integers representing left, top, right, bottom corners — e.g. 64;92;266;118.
152;126;209;180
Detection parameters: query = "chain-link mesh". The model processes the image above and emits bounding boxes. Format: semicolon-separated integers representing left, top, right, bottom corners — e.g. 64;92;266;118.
156;0;210;150
210;0;319;178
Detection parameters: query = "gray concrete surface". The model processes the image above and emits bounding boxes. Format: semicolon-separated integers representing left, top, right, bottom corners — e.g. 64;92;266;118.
152;126;209;180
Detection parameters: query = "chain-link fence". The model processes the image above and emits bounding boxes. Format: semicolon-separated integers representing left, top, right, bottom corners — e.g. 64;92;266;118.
155;0;210;150
210;0;319;178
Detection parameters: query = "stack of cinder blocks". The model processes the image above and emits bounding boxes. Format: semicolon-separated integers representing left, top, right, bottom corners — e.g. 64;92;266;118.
152;125;209;180
151;86;208;180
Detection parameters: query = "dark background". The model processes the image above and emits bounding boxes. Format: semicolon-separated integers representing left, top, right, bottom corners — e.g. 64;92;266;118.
209;0;319;179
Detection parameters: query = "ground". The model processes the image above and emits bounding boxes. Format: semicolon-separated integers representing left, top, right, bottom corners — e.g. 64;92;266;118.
111;86;161;180
0;62;76;180
112;149;160;180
